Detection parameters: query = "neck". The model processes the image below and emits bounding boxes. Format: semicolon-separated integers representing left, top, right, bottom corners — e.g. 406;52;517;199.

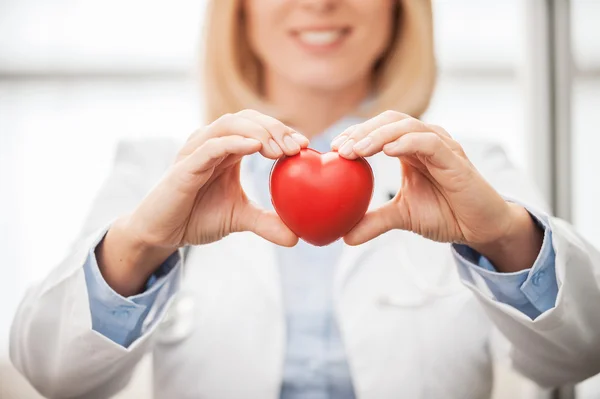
265;71;370;139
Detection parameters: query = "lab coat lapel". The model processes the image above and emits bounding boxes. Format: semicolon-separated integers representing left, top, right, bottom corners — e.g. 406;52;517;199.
334;153;401;296
236;158;283;311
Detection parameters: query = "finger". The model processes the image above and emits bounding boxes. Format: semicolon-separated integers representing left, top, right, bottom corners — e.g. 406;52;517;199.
426;123;466;154
338;113;420;159
184;114;282;159
236;202;299;247
344;201;401;246
176;127;209;160
330;124;358;149
350;118;432;158
331;110;412;156
383;132;461;170
424;123;452;139
176;136;262;188
236;109;309;156
332;110;412;146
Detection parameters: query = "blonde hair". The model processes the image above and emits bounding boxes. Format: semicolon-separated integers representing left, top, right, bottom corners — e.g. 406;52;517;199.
202;0;436;123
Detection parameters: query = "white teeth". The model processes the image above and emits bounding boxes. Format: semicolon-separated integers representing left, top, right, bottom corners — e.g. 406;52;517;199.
297;30;344;46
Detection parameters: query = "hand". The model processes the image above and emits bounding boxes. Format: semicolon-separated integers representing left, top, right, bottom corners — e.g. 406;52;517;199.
331;111;543;272
99;110;309;295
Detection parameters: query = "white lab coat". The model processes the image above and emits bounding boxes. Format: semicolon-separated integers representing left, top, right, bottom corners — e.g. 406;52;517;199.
10;138;600;399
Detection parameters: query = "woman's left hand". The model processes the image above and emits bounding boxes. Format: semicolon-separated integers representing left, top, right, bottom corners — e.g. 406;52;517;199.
331;111;543;273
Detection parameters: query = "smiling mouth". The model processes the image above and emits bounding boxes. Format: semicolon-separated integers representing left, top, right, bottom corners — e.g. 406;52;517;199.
292;27;352;48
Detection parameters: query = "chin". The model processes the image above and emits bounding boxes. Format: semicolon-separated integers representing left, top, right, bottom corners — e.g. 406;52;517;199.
290;70;363;92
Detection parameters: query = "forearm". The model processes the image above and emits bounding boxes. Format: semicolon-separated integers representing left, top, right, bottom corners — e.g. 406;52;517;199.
97;216;176;297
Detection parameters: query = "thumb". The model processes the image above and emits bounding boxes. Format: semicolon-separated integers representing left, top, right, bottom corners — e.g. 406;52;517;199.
343;201;400;246
237;201;299;247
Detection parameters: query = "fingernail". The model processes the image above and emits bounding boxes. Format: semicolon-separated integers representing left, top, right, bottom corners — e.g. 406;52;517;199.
269;138;282;155
354;136;372;152
283;135;300;151
339;139;355;157
331;134;347;149
291;132;308;145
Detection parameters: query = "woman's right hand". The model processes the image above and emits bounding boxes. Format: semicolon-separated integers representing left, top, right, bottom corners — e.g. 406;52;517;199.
97;110;309;296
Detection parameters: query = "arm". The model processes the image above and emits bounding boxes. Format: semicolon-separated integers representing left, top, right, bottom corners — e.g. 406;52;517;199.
460;216;600;386
11;112;307;398
333;111;600;387
455;142;600;386
10;139;182;398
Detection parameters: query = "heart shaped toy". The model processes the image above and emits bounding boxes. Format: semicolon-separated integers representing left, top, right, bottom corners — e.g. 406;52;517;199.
269;148;374;246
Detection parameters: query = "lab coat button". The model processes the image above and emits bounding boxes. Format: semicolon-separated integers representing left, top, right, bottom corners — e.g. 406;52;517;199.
532;270;546;287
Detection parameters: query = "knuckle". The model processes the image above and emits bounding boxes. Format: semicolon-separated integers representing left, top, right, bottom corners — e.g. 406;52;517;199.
187;126;204;140
381;110;400;119
180;128;206;153
349;130;364;142
220;112;235;121
366;128;382;142
207;135;232;151
349;124;367;140
426;134;445;152
265;121;288;138
428;123;451;137
404;117;425;131
236;108;259;118
382;110;410;122
221;113;237;123
424;132;441;143
199;137;219;154
455;143;468;157
377;124;399;141
403;134;418;147
211;113;236;128
178;127;208;158
252;126;271;142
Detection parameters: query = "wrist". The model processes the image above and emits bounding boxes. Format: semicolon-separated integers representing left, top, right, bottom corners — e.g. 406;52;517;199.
97;217;177;296
468;203;544;273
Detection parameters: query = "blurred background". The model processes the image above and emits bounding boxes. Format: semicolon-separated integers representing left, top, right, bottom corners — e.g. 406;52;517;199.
0;0;599;397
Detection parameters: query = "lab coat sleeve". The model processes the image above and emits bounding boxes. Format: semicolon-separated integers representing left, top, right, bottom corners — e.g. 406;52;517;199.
457;141;600;387
9;139;183;399
83;232;182;347
453;206;558;320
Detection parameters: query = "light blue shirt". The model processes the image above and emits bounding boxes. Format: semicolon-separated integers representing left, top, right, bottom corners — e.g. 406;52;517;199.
83;116;557;399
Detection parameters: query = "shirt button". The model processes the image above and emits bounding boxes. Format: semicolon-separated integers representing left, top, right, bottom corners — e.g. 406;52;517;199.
532;270;546;286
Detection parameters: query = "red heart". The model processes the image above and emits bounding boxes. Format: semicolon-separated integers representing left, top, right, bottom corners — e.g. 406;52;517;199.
269;148;374;246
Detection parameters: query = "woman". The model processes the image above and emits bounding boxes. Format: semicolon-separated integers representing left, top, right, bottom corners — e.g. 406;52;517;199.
10;0;600;398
